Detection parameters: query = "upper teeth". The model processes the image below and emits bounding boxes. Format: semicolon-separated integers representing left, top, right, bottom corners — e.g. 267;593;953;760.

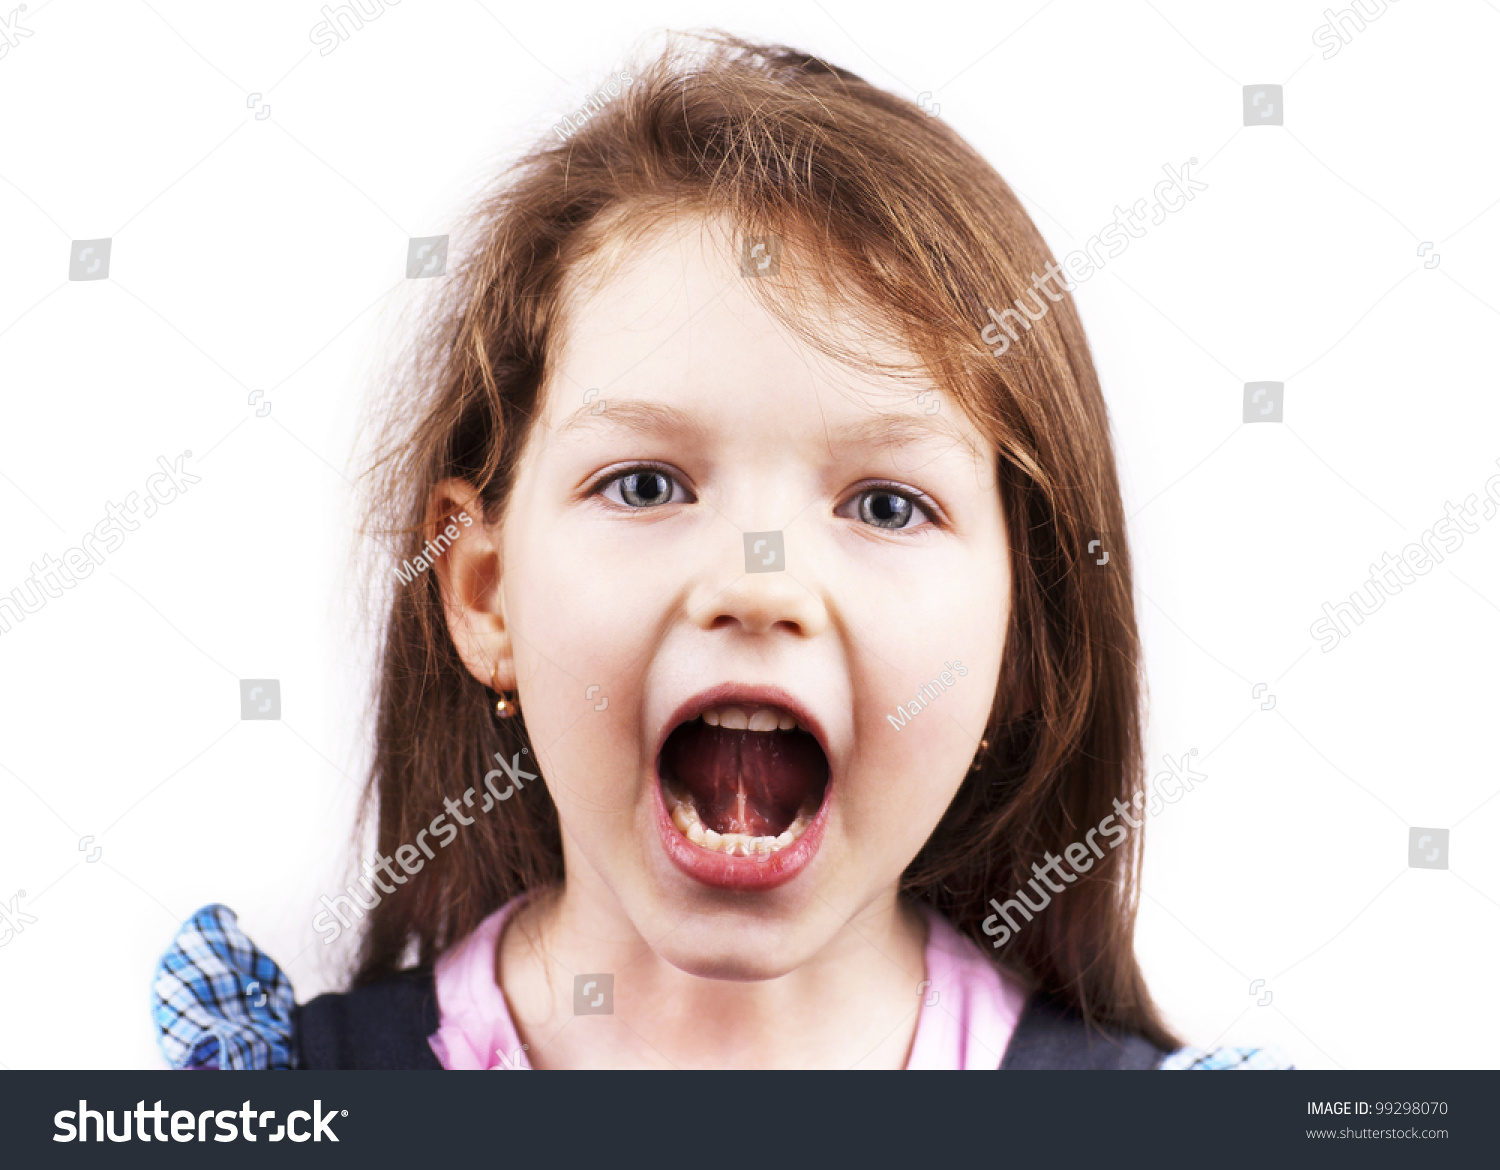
701;705;799;731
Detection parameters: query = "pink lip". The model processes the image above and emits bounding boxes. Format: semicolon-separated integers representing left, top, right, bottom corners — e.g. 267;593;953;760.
651;683;833;892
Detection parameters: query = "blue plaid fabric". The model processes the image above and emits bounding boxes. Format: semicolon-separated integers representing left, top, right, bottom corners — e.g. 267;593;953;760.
152;903;298;1070
1159;1045;1295;1070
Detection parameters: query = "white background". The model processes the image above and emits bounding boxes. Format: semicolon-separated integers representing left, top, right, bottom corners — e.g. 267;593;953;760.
1;0;1496;1070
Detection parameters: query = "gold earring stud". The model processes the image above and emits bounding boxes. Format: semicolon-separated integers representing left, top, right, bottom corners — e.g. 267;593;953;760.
492;661;519;719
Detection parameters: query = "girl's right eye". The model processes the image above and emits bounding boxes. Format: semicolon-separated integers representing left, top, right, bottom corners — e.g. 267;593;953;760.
596;467;692;509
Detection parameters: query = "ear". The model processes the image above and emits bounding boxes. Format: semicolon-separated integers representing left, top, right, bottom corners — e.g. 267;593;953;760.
427;478;516;693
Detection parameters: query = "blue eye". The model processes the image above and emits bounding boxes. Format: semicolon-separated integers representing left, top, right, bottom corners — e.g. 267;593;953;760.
842;486;932;530
860;490;913;528
600;468;688;508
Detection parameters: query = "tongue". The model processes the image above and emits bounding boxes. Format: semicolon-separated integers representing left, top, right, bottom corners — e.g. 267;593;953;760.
660;722;828;837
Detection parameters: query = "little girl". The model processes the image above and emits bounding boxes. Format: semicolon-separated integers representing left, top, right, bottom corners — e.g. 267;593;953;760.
153;32;1287;1071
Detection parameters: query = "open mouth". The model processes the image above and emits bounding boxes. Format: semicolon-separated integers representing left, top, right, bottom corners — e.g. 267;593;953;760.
658;702;830;860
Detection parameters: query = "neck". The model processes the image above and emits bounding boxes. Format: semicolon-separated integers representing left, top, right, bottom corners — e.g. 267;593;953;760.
498;884;929;1069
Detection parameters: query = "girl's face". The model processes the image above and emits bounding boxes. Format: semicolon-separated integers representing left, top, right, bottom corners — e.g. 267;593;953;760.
449;215;1008;980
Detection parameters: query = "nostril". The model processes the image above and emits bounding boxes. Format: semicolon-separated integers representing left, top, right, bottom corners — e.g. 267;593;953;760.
707;612;811;638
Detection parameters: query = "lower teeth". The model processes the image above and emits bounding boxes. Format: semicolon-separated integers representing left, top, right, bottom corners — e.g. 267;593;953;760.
666;787;814;857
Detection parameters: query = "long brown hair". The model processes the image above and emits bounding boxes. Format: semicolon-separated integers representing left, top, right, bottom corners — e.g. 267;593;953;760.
354;31;1175;1049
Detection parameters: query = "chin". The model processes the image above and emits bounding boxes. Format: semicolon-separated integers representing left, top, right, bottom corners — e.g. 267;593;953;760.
649;925;811;983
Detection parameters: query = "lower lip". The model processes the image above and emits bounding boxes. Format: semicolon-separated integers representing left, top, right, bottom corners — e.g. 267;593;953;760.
651;769;830;892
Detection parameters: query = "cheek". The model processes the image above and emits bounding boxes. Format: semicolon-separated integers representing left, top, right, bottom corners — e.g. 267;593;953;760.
852;567;1006;725
844;691;982;854
507;503;677;684
838;561;1006;844
502;528;665;824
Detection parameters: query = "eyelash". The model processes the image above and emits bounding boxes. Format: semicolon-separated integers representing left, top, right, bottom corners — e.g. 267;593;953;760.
592;464;695;510
835;481;940;532
592;467;942;533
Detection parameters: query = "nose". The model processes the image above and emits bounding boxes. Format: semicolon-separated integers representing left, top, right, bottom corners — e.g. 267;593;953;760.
685;542;830;639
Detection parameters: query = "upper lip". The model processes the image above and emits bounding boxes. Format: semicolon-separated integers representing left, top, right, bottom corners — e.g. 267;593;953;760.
654;683;833;774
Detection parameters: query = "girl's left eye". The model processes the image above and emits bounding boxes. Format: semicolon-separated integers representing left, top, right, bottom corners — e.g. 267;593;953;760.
836;485;935;531
597;467;692;508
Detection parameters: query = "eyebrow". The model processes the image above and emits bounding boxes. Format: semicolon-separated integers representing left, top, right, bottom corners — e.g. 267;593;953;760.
831;410;963;452
554;397;963;451
553;399;710;442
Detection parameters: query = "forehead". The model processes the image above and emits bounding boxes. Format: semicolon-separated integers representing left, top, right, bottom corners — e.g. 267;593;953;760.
541;212;983;456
